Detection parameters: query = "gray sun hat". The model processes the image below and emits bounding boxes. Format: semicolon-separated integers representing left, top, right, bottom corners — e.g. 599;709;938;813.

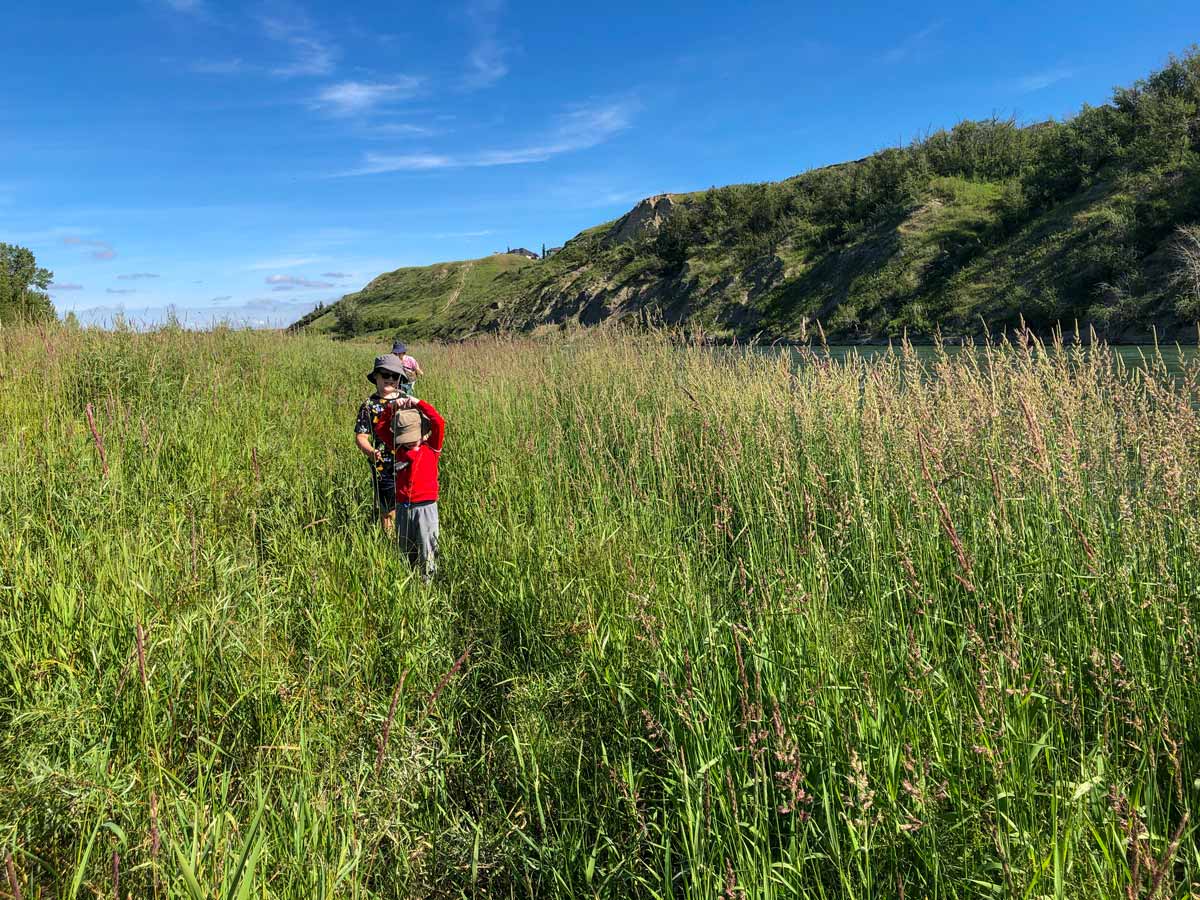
367;352;407;384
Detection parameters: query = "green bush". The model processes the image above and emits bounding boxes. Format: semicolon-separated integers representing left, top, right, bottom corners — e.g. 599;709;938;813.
334;298;363;336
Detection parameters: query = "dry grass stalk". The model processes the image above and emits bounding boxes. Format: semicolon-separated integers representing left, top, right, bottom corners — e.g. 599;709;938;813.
1147;811;1190;899
916;429;974;589
5;851;21;900
84;402;109;477
1018;394;1050;475
135;623;147;691
148;789;160;894
421;648;471;722
149;790;159;859
375;668;410;777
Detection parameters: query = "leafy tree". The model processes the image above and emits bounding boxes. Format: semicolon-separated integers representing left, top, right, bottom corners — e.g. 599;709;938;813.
0;243;55;324
1170;224;1200;319
920;117;1031;182
651;205;697;272
1113;49;1200;170
334;298;363;336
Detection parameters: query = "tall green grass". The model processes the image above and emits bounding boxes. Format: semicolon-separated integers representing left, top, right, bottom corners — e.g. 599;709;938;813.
1;323;1197;898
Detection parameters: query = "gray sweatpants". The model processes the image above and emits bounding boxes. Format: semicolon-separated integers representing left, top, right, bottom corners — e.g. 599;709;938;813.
398;501;438;577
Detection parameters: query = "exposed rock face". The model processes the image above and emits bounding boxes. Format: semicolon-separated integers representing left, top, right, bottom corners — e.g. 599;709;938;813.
606;194;677;245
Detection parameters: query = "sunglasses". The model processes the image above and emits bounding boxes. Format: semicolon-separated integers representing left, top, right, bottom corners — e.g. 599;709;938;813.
375;371;401;381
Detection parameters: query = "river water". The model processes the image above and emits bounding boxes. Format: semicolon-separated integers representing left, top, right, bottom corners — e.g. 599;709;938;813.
759;344;1200;378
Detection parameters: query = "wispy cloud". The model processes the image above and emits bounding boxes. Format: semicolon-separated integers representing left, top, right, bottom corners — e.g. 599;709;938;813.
313;78;422;115
49;282;84;291
544;176;653;210
116;272;160;280
462;0;511;89
62;236;116;260
68;290;325;328
345;153;453;174
1012;66;1077;93
340;99;635;175
262;14;337;77
162;0;204;14
367;122;439;138
246;256;325;270
881;22;942;64
321;271;352;278
266;274;334;288
107;288;138;294
190;58;249;75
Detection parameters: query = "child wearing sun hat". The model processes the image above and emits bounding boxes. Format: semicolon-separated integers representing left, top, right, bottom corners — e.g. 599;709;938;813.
354;353;408;534
391;340;424;395
372;375;445;580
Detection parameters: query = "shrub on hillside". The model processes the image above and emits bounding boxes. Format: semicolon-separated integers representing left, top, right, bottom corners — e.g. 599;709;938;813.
334;298;363;336
920;117;1031;182
1170;224;1200;319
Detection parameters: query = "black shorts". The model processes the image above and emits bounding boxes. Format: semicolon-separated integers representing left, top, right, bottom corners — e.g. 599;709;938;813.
374;476;396;515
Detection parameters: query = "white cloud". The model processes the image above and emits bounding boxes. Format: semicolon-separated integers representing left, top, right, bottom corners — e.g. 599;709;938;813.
107;288;138;294
163;0;204;13
49;282;84;291
543;175;653;210
261;14;337;77
466;35;509;89
117;272;160;280
340;99;635;175
1012;66;1077;93
314;78;422;116
245;256;325;270
62;236;116;260
346;153;454;174
462;0;511;89
321;271;352;278
881;22;942;64
266;274;334;288
368;122;438;138
70;295;317;329
190;59;249;75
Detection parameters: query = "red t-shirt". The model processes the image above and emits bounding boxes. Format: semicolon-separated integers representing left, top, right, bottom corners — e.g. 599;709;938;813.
373;399;445;504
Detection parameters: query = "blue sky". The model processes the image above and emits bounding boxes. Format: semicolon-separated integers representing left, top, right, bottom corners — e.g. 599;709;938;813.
3;1;1198;327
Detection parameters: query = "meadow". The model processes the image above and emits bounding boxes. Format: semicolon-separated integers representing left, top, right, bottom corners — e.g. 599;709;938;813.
1;323;1198;899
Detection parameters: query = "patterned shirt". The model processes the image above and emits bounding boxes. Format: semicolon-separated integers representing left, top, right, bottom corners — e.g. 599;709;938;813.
355;394;397;482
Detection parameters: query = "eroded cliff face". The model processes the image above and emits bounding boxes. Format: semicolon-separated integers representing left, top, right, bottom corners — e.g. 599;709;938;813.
493;250;785;337
605;194;678;245
298;88;1200;346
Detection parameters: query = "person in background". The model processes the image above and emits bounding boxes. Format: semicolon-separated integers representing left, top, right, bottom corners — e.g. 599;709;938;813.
374;390;445;579
354;353;407;536
391;340;424;393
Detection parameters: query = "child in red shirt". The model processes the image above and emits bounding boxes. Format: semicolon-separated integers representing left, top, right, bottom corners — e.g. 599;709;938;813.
374;395;445;578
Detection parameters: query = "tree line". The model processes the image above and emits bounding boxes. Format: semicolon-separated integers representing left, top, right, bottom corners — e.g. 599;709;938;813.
0;243;55;325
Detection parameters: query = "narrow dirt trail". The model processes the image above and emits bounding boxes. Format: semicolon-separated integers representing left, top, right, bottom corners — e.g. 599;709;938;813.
441;261;474;311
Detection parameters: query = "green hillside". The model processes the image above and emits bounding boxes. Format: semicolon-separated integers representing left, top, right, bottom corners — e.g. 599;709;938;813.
290;251;537;338
294;49;1200;343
